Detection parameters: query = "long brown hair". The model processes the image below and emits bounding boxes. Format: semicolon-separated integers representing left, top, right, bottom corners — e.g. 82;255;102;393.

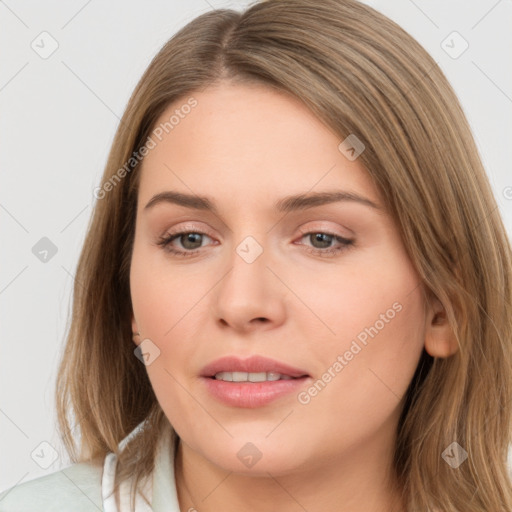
55;1;512;510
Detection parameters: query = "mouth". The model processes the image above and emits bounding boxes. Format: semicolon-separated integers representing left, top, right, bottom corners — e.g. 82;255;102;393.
200;355;311;408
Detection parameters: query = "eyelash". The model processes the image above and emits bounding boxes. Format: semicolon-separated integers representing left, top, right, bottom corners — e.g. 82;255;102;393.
156;228;354;258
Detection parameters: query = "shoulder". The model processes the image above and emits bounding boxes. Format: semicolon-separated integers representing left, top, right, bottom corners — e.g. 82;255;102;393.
0;460;104;512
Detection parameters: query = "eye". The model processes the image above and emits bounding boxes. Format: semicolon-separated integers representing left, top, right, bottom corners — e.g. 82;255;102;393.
156;229;355;258
296;231;354;257
156;230;214;257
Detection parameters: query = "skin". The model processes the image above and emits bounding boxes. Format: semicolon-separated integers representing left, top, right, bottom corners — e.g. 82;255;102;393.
130;81;457;512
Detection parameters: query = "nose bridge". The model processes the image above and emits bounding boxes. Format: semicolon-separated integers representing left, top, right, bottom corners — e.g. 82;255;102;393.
212;230;286;329
225;232;271;296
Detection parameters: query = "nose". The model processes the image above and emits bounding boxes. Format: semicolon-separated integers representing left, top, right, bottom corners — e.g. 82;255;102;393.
211;236;287;333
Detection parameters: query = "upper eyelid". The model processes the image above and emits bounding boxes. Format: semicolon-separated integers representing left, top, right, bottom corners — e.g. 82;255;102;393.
162;219;354;237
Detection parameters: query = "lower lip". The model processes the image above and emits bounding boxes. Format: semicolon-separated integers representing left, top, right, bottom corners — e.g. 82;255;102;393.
202;376;310;408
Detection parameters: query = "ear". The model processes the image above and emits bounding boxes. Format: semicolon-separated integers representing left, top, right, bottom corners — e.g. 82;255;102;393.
131;314;141;347
424;295;458;358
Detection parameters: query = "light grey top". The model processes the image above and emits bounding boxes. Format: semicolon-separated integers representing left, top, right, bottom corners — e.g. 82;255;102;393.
0;426;181;511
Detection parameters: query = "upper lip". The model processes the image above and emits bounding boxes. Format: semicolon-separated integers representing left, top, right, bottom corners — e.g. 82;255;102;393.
200;355;309;378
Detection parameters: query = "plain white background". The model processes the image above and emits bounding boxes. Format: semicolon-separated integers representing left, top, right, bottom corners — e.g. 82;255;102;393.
1;0;511;492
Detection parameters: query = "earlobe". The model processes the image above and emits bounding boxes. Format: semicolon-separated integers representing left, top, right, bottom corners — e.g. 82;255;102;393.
131;314;140;346
424;297;459;358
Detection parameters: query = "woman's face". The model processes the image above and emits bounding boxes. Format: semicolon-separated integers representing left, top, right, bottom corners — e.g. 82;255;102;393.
130;81;427;475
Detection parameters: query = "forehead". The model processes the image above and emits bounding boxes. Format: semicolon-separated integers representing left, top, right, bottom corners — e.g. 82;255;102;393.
137;82;381;213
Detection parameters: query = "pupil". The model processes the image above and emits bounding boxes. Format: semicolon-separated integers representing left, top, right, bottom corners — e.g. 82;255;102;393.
312;233;332;249
183;233;202;249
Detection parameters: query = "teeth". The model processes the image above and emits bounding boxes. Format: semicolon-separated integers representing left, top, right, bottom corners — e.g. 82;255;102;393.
214;371;294;382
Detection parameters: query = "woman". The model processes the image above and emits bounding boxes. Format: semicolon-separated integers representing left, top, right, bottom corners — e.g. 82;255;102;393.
1;0;511;511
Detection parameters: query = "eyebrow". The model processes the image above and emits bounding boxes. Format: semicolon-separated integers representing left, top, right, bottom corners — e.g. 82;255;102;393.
143;190;381;214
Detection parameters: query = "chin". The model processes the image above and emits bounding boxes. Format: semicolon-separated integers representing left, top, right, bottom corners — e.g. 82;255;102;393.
200;438;312;476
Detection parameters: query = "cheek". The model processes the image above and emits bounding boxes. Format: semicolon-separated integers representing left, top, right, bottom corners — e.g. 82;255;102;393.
296;252;426;424
129;254;201;429
130;243;209;339
286;245;424;353
313;294;425;445
129;246;211;398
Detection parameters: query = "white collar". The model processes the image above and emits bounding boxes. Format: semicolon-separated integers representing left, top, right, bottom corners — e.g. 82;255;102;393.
101;425;181;511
